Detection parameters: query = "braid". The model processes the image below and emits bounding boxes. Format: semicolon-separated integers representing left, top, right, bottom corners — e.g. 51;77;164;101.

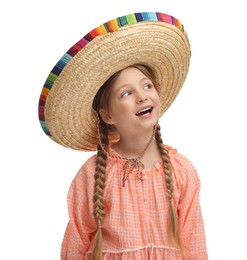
155;124;185;255
155;124;174;200
92;117;109;260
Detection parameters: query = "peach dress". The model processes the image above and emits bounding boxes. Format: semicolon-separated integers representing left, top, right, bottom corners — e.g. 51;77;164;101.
61;146;208;259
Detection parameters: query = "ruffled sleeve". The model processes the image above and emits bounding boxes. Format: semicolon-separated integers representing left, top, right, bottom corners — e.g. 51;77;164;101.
61;156;97;260
172;152;208;260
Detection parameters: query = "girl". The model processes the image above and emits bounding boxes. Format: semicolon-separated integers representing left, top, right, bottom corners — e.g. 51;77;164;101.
38;12;207;259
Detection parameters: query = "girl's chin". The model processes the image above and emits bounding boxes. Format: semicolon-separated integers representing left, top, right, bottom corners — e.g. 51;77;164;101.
136;114;159;126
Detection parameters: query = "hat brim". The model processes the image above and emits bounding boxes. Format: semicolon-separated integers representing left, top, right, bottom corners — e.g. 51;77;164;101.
39;12;191;151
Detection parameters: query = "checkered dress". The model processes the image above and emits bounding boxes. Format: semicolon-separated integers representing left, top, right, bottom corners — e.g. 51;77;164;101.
61;146;208;259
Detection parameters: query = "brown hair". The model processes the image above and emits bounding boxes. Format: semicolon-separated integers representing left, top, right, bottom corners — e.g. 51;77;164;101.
92;64;184;259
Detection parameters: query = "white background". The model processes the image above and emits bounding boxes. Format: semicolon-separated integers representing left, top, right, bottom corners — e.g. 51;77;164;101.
1;0;247;259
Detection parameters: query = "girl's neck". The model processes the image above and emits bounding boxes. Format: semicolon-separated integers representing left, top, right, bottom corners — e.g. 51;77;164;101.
111;127;159;160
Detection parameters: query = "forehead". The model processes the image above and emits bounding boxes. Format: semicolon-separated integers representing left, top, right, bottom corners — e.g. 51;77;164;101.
112;67;151;88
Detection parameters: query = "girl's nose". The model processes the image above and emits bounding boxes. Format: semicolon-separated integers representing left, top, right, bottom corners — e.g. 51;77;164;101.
136;95;148;103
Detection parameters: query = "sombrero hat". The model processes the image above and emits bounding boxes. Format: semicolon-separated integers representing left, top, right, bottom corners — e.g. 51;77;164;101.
38;12;191;151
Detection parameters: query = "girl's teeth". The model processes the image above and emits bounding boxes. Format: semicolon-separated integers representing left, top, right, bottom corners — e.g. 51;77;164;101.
136;107;152;116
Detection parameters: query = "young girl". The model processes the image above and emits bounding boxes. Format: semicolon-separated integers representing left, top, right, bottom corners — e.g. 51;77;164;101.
38;12;208;259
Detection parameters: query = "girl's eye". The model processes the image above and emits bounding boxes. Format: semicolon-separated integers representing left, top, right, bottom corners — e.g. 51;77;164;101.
143;84;153;90
121;91;132;97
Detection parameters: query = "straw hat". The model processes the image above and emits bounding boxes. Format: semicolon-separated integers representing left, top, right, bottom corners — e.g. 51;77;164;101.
38;12;191;151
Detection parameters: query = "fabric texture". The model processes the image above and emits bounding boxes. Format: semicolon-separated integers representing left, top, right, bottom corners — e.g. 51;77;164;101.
61;146;207;259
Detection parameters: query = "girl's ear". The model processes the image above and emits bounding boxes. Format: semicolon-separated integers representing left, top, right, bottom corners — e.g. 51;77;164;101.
99;109;115;125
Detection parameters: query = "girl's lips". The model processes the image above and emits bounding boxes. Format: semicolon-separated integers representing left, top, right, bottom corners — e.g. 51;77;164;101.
135;106;153;117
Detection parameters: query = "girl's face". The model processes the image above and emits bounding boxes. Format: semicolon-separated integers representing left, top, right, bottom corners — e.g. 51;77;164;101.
100;67;161;135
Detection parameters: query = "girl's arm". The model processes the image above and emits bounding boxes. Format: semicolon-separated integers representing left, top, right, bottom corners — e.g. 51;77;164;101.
61;159;97;259
174;154;208;260
61;220;90;260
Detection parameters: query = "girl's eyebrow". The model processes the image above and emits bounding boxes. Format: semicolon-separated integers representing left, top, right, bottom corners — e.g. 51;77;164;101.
113;85;130;96
115;77;151;93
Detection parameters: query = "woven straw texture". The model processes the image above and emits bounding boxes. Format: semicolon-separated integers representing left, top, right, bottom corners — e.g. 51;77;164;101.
38;12;191;151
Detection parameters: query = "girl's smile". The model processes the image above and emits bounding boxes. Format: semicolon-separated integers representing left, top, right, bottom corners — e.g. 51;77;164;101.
135;106;153;118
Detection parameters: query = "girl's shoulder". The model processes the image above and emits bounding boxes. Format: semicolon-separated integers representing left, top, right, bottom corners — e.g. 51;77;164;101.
72;153;97;184
167;145;201;186
80;153;97;171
